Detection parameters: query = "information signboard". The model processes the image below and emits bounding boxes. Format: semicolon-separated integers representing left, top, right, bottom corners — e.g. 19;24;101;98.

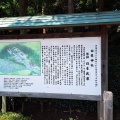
0;37;101;96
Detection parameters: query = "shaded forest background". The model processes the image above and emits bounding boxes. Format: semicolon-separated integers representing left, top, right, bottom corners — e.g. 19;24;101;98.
0;0;120;119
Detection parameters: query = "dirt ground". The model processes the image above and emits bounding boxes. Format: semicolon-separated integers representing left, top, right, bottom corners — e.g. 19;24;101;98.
23;109;120;120
24;109;97;120
17;102;120;120
21;103;97;120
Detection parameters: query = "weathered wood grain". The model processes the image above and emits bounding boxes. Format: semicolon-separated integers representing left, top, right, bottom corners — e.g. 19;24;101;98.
0;32;100;39
103;91;113;120
2;96;6;113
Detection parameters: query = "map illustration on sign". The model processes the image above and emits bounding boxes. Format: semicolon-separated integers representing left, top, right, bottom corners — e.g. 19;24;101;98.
0;42;41;75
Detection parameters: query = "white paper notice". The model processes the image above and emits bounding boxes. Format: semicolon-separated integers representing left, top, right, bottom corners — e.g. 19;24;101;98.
0;37;101;96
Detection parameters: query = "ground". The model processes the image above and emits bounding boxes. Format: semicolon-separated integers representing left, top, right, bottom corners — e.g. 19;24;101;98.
14;101;120;120
21;103;97;120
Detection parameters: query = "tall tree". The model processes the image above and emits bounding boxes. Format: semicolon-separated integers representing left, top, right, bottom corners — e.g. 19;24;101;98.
41;1;46;34
42;2;46;15
68;0;74;32
98;0;104;11
68;0;74;13
19;0;28;16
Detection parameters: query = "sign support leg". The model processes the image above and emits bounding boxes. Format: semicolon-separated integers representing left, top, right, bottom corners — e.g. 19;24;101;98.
2;96;6;113
103;91;113;120
97;25;108;120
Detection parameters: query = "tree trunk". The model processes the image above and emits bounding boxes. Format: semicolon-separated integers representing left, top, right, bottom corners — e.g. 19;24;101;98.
92;0;96;10
19;0;28;34
42;2;46;34
10;1;14;16
68;0;74;32
19;0;28;16
68;0;74;14
98;0;104;11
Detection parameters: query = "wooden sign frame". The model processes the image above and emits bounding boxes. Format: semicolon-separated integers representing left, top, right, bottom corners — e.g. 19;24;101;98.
0;25;108;120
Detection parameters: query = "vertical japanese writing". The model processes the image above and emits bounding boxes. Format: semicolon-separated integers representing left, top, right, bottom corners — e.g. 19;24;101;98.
42;41;100;88
95;45;98;87
76;45;80;86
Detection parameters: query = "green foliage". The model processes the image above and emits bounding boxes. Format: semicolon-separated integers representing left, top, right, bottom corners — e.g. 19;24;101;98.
45;0;67;14
1;0;120;17
60;117;78;120
75;0;97;12
27;0;42;15
0;112;33;120
0;0;19;17
117;26;120;32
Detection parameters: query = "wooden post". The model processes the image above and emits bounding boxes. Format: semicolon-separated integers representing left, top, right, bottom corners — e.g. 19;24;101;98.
98;25;108;120
101;26;108;91
103;91;113;120
2;96;6;113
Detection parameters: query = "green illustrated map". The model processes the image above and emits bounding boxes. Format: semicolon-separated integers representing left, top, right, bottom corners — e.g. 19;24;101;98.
0;41;41;75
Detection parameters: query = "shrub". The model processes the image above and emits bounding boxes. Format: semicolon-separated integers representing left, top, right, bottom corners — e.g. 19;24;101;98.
0;112;33;120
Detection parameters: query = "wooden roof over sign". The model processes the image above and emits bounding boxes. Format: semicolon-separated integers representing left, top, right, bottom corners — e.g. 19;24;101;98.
0;11;120;30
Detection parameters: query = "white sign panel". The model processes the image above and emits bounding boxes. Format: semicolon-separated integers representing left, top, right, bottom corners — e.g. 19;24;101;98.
0;37;101;96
